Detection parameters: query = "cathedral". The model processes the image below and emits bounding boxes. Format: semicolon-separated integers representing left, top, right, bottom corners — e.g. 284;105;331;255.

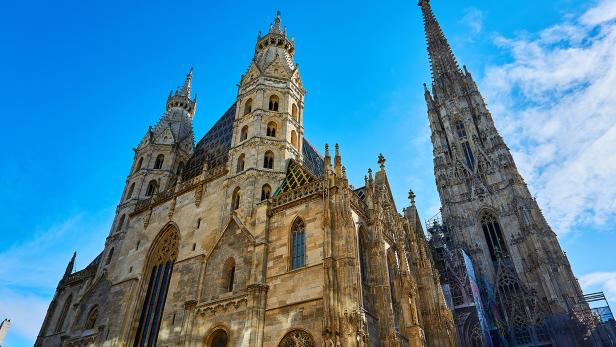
35;9;458;347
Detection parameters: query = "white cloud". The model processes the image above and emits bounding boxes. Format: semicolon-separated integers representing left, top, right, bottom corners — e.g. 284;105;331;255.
481;0;616;234
581;0;616;26
0;289;49;341
579;272;616;309
462;7;484;35
0;210;112;344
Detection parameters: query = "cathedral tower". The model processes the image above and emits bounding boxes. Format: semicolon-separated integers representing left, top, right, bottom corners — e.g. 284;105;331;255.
418;0;587;345
228;11;305;217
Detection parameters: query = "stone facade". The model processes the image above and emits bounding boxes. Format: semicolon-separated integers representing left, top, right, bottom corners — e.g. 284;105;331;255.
419;0;591;345
36;12;456;347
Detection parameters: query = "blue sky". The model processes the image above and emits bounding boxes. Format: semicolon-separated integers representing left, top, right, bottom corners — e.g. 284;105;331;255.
2;0;616;345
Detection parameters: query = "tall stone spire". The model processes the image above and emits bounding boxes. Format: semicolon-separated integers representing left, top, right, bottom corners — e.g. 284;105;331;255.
419;0;461;82
418;2;590;345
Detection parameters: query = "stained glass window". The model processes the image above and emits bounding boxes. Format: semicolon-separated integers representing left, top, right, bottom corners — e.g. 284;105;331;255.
291;219;306;270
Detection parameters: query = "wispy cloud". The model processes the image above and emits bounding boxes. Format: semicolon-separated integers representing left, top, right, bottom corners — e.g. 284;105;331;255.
0;210;112;344
579;272;616;309
462;7;484;36
481;0;616;234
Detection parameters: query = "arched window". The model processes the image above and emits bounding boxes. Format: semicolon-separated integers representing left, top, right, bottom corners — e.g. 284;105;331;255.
223;258;235;293
290;218;306;270
106;248;114;265
133;225;179;347
145;180;158;197
154;154;164;169
480;212;508;261
54;294;72;333
387;248;401;331
240;125;248;141
176;161;185;175
135;157;144;172
266;122;277;137
261;184;272;201
116;215;126;232
236;154;245;173
126;183;135;201
244;98;252;116
263;151;274;169
231;187;241;211
208;329;229;347
462;142;475;170
84;306;98;330
278;330;315;347
291;103;299;122
290;130;298;148
358;230;368;283
268;95;279;111
455;121;467;139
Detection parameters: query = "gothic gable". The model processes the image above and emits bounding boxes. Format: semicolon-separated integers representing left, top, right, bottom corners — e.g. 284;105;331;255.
201;217;255;302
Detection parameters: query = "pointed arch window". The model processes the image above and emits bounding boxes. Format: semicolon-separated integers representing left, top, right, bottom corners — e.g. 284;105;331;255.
231;187;241;211
176;161;184;175
133;225;179;347
268;95;279;111
135;157;144;173
208;329;229;347
462;142;475;170
290;130;298;148
244;98;252;116
261;184;272;201
54;294;72;333
126;183;135;201
84;306;98;330
236;154;245;173
266;122;277;137
455;121;467;139
145;180;158;197
154;154;164;169
291;103;299;122
290;218;306;270
240;125;248;141
106;248;114;265
358;229;368;284
263;151;274;169
116;215;126;232
481;212;508;261
223;258;235;293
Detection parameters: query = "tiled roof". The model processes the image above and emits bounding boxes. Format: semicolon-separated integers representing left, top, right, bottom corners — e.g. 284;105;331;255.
182;103;325;181
302;138;324;177
182;103;235;180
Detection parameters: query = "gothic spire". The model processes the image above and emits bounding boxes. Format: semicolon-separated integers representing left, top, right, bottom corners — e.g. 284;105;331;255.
166;68;197;118
179;67;193;97
419;0;461;81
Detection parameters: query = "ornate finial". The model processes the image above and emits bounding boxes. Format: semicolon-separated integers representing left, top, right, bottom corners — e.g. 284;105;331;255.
335;143;340;157
64;251;76;277
368;168;373;182
325;144;330;156
271;10;283;34
179;67;193;97
378;153;386;171
409;190;416;205
342;166;347;179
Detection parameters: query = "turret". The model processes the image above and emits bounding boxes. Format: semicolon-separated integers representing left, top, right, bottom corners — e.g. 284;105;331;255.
227;12;306;216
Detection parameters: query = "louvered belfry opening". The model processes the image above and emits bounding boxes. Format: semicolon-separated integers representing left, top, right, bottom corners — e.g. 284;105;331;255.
133;225;179;347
